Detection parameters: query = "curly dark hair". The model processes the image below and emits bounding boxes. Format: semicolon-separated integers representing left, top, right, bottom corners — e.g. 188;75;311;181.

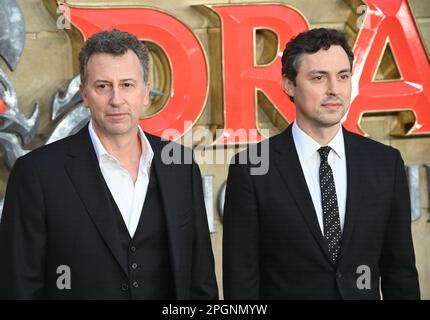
79;29;149;85
281;28;354;95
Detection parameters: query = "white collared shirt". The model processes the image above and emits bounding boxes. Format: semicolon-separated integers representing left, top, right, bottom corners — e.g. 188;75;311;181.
292;122;347;234
88;120;154;238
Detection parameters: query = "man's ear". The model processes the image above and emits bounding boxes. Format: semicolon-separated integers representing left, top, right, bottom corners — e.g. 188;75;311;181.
79;84;89;109
282;77;295;98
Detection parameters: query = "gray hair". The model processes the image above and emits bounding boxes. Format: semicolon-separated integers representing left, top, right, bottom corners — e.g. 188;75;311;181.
79;29;149;85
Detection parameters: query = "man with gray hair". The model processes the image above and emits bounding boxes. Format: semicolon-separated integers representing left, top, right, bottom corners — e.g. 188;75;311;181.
0;29;218;299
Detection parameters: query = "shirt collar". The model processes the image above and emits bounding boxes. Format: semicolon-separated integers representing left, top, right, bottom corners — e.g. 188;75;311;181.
292;121;345;160
88;120;154;168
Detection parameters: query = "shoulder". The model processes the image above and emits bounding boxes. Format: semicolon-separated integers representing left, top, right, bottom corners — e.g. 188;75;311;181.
145;131;195;165
343;128;400;157
145;131;188;150
231;129;289;165
13;130;84;170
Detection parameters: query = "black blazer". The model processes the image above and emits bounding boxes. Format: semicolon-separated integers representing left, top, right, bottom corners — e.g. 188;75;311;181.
0;125;218;299
223;125;420;299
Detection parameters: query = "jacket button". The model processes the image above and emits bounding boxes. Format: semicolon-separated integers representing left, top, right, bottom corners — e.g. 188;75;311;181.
336;273;342;279
132;281;139;288
131;263;138;269
130;246;136;252
121;283;129;291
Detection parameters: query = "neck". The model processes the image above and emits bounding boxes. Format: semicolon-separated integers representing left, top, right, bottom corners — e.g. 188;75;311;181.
296;121;341;146
97;128;143;164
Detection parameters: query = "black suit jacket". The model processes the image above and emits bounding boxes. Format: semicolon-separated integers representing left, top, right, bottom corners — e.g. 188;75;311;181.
0;125;218;299
223;125;420;299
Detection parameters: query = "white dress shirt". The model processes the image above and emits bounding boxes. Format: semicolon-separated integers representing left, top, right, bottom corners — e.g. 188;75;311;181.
292;122;347;234
88;120;154;238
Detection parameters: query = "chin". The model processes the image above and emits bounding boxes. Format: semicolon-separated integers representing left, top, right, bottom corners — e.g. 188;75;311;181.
104;126;131;136
318;119;343;128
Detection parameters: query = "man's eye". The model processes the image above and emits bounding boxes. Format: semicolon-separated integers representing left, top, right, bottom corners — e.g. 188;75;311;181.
312;76;323;81
97;84;108;89
340;74;350;80
122;83;134;88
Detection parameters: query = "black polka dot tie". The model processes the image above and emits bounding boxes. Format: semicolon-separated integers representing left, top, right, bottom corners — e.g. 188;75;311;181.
318;146;342;265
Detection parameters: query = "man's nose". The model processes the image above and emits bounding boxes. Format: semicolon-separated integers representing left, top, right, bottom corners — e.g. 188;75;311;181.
109;87;124;106
326;77;340;96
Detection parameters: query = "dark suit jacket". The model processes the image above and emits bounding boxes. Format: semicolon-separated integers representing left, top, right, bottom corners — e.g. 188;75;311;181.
0;125;218;299
223;125;420;299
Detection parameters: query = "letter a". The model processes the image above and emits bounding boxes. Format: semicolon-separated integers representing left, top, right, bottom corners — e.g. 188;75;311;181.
56;265;71;290
356;265;371;290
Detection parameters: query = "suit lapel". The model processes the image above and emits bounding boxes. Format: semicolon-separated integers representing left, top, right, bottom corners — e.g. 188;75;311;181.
273;126;332;263
64;126;128;276
337;128;363;265
146;134;185;297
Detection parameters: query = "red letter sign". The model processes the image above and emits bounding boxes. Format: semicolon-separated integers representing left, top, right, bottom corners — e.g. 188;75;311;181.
208;4;308;144
0;98;5;113
346;0;430;135
60;4;207;139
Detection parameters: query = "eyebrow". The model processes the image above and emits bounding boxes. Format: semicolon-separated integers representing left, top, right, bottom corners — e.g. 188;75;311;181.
93;79;137;84
307;69;352;76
